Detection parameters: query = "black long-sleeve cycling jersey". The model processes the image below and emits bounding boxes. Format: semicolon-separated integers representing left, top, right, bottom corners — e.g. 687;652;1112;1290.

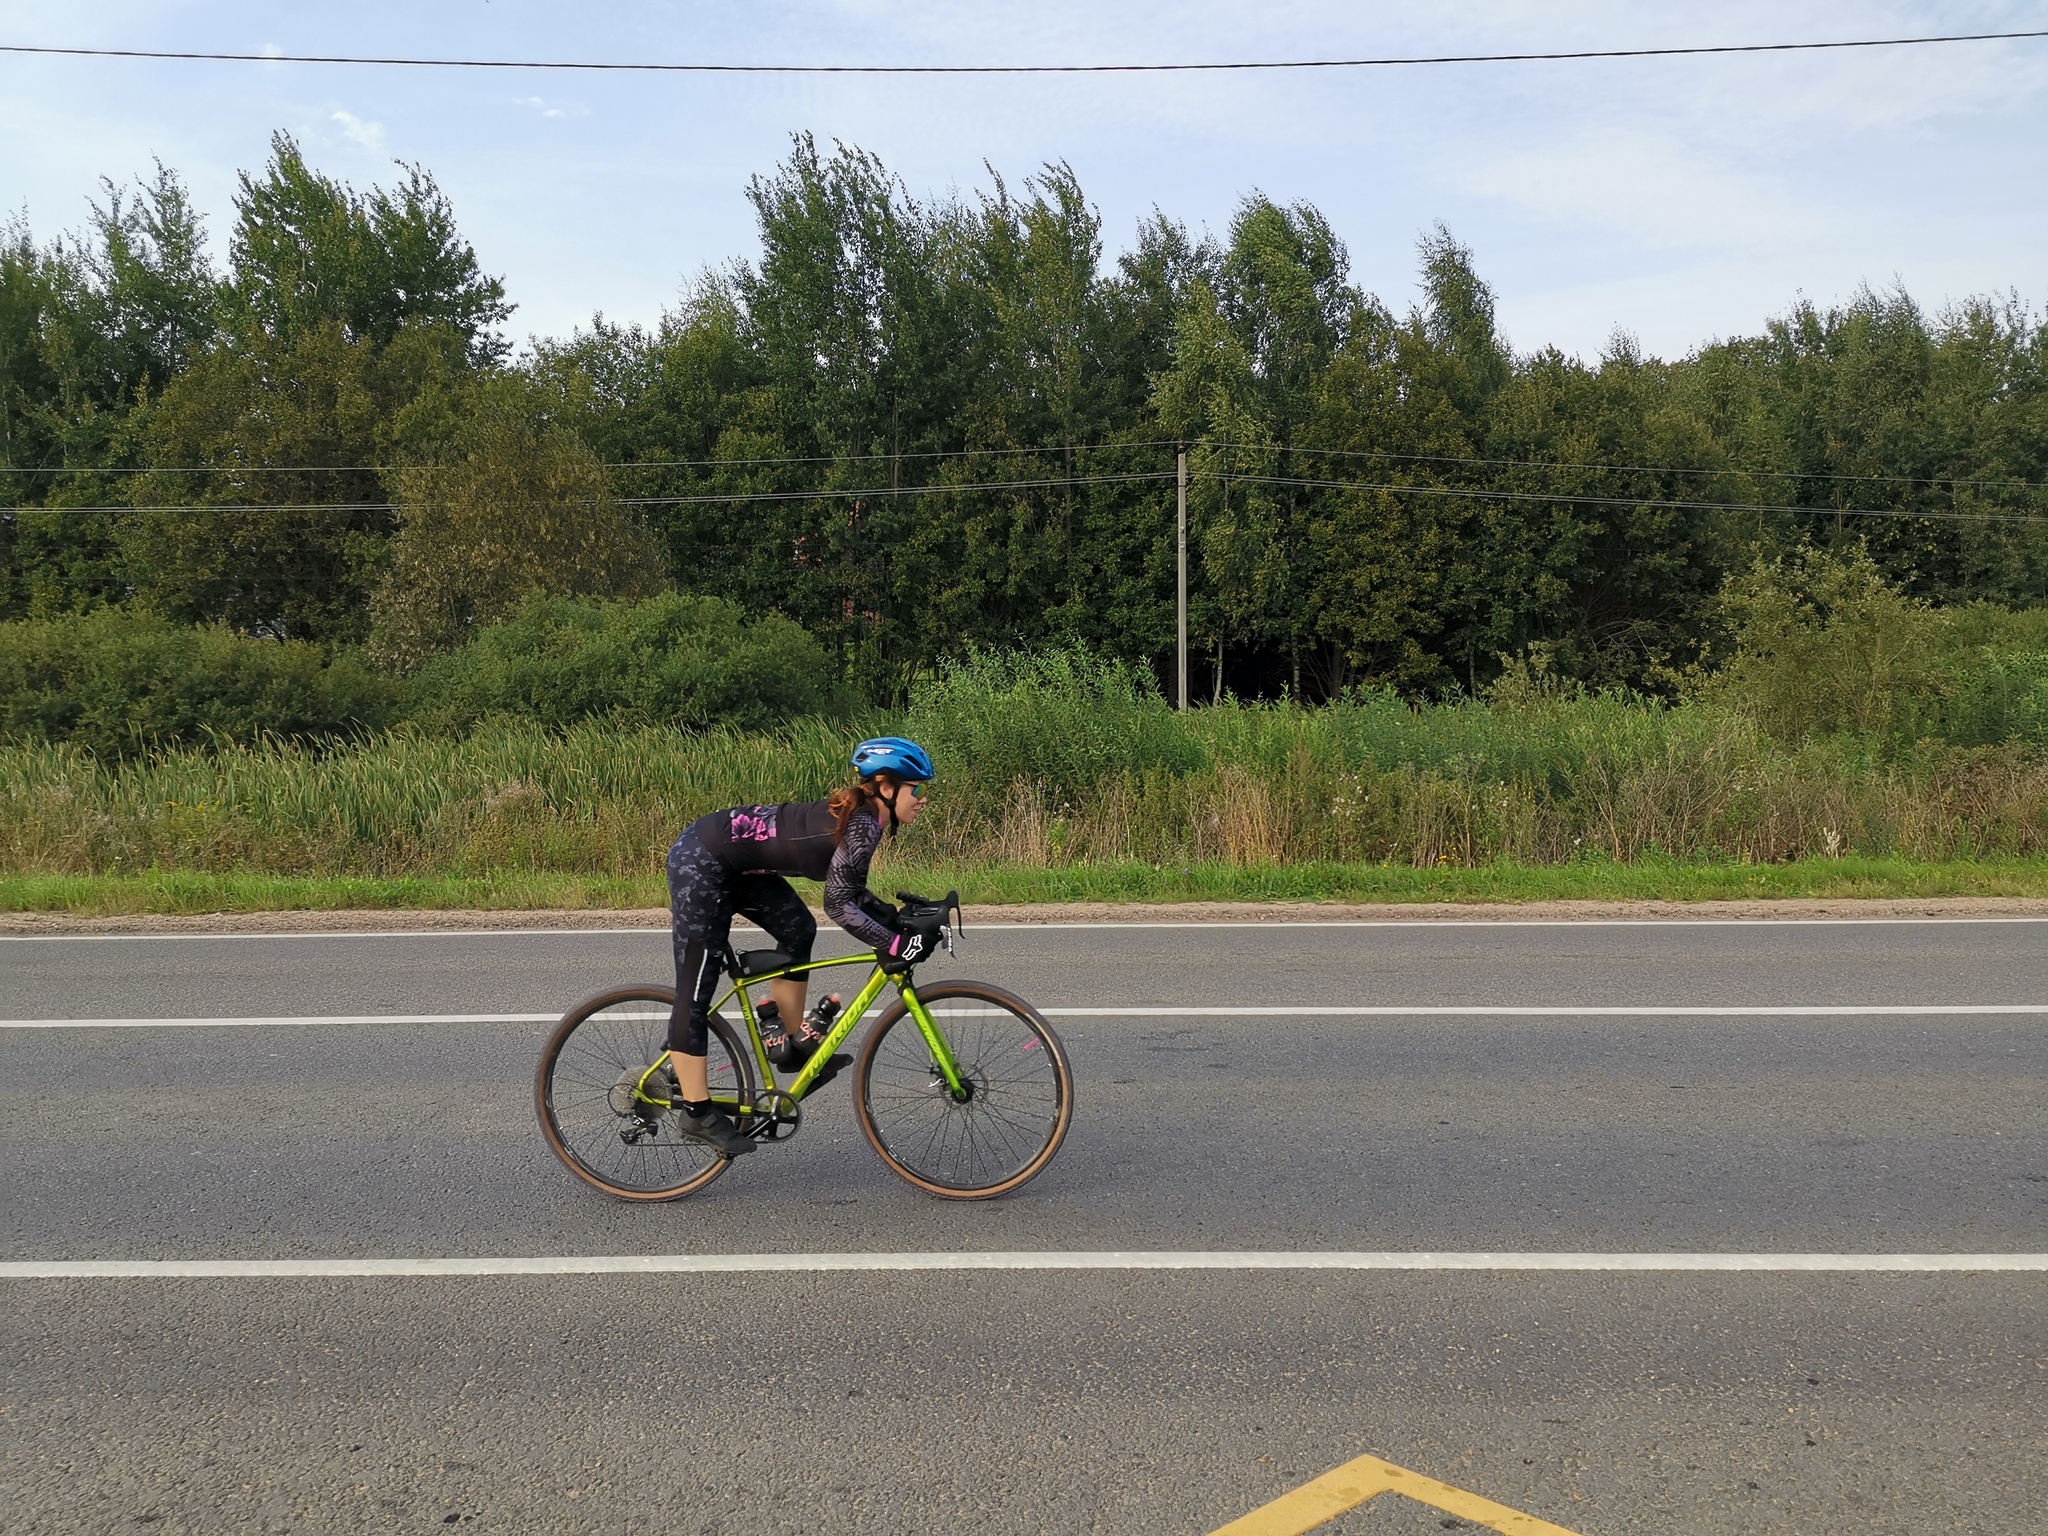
690;800;895;948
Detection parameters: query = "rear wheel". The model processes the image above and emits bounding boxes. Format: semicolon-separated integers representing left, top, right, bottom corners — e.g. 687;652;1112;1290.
536;985;756;1201
853;980;1073;1199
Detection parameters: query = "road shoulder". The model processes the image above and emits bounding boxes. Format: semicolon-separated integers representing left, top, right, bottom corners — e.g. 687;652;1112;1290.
4;894;2046;935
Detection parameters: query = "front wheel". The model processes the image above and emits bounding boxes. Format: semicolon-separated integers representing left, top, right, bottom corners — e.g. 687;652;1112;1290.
854;981;1074;1199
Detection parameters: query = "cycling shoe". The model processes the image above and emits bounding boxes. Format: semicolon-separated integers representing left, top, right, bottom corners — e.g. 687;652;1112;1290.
675;1103;755;1157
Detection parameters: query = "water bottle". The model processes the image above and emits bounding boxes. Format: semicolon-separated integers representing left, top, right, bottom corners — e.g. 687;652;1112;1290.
756;999;788;1053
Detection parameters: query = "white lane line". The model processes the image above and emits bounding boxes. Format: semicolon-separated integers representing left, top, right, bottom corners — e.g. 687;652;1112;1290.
0;1013;562;1029
933;918;2048;930
975;1005;2048;1017
0;927;668;942
2;1251;2042;1279
3;916;2045;941
7;1004;2047;1028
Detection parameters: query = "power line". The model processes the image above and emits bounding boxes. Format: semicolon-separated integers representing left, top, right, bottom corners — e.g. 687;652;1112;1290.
11;433;2041;495
1219;472;2048;525
0;463;384;476
617;471;1175;505
16;467;2043;524
0;440;1180;478
14;502;404;516
4;30;2045;75
605;439;1179;472
1206;442;2048;494
9;469;1178;516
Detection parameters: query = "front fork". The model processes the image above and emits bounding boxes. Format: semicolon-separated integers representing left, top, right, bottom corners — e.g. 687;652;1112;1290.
898;981;971;1102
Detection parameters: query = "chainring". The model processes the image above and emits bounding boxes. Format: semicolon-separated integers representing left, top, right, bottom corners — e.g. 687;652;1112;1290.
745;1089;804;1141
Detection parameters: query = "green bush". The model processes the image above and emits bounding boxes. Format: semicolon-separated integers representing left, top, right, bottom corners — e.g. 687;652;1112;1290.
0;608;395;756
398;592;846;734
905;647;1205;807
1929;648;2048;747
1712;547;2048;748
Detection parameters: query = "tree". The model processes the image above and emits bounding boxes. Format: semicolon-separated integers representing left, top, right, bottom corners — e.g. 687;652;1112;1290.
0;222;96;615
1154;196;1365;697
14;133;2043;703
94;138;512;641
369;383;668;669
1218;197;1354;433
124;321;469;640
80;163;220;401
0;170;221;618
226;133;511;363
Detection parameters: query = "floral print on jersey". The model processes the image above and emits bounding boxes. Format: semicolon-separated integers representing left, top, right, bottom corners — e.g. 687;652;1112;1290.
727;806;778;842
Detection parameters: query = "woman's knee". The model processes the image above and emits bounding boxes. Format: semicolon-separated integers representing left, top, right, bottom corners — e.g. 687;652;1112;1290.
755;899;815;962
779;905;819;961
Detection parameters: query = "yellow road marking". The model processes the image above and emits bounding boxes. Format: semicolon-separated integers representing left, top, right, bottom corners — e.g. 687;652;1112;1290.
1211;1451;1582;1536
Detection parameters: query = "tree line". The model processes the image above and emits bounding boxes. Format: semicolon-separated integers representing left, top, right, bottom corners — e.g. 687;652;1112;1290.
5;131;2046;702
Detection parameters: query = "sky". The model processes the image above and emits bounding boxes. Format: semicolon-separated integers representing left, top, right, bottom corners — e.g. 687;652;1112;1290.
3;1;2047;362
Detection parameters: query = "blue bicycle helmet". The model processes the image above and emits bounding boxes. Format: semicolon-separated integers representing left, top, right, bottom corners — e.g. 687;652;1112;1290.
850;736;935;782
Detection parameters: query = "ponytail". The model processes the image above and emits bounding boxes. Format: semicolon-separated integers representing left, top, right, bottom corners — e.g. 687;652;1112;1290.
828;772;901;845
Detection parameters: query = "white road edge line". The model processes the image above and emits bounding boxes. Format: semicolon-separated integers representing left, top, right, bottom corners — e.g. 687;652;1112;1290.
2;1251;2043;1278
3;916;2045;941
8;1004;2048;1028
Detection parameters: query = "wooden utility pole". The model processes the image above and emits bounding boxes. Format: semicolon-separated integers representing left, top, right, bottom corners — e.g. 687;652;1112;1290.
1176;449;1188;711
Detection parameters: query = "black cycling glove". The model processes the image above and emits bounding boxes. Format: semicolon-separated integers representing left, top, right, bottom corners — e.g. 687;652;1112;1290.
877;927;935;975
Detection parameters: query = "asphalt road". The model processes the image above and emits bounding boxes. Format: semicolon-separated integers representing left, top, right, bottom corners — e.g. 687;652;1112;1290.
3;919;2044;1534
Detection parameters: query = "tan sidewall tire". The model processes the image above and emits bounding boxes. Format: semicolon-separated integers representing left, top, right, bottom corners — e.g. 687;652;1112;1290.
853;980;1074;1199
535;985;755;1202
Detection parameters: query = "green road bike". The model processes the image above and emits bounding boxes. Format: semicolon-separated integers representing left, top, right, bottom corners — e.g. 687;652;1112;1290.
536;892;1074;1201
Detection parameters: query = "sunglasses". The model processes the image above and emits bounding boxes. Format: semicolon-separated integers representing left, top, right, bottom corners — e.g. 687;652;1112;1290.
905;781;928;800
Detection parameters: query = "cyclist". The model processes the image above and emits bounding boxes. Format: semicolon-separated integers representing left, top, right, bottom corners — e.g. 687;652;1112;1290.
644;736;935;1155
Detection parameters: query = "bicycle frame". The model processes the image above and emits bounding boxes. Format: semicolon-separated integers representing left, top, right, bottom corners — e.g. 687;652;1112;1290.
711;952;970;1110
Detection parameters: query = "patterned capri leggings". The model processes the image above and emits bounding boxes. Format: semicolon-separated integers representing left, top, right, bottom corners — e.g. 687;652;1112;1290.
665;828;818;1056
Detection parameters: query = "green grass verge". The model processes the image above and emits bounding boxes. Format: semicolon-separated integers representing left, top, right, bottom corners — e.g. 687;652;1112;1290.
6;856;2048;918
909;856;2048;905
0;871;668;917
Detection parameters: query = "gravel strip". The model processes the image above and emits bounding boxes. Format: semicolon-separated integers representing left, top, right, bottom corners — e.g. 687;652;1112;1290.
4;895;2046;935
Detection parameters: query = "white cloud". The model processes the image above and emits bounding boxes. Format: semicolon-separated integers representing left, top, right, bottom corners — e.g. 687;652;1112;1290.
515;96;588;121
330;110;387;151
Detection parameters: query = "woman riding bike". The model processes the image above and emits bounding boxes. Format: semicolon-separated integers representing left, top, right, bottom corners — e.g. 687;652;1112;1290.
643;736;935;1157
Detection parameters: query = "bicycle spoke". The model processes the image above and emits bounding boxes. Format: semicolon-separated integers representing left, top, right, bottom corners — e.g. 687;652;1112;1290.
971;1101;1030;1163
856;986;1068;1195
541;993;744;1198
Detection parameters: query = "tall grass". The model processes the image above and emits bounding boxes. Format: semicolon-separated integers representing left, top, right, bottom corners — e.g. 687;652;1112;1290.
0;718;855;877
5;649;2045;881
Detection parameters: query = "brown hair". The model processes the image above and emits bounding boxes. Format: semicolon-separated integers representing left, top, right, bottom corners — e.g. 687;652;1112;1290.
828;771;901;845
